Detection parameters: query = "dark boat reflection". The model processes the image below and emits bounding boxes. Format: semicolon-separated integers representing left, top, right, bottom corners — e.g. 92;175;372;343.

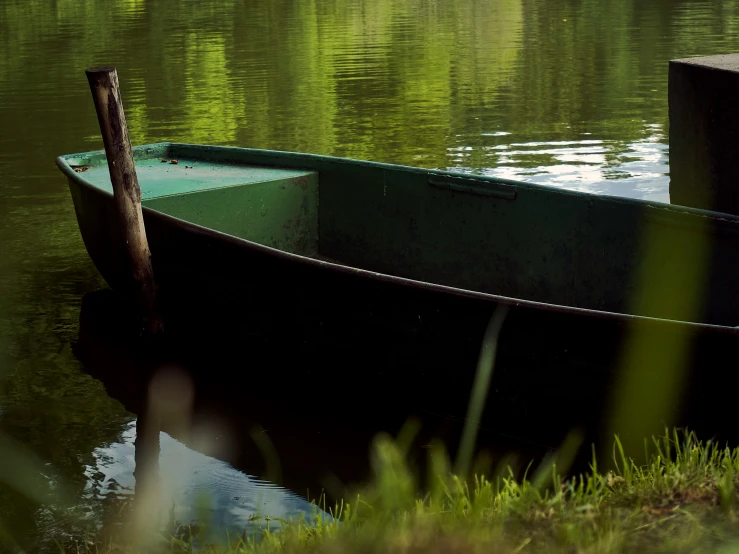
74;289;555;516
75;285;739;537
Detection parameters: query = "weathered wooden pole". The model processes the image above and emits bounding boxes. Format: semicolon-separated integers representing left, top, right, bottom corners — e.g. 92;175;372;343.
669;54;739;215
85;66;163;336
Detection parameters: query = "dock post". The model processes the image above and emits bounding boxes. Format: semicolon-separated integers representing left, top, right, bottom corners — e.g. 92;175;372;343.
669;54;739;215
85;66;163;336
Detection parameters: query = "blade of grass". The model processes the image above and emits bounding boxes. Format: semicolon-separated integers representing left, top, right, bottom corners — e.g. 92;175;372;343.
454;304;509;478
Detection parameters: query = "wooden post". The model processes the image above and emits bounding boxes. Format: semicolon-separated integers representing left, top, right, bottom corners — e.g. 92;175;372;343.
669;54;739;215
85;66;163;336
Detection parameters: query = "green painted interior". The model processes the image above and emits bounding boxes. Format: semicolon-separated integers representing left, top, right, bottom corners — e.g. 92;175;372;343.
317;165;588;308
144;172;319;256
80;157;313;201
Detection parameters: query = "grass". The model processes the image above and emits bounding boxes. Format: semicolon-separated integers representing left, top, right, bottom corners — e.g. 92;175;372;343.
70;428;739;554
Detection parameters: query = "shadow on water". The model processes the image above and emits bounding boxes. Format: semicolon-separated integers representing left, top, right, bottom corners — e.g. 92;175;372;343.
74;290;551;504
75;284;739;518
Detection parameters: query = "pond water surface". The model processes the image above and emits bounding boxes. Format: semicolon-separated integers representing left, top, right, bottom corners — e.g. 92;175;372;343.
3;0;739;550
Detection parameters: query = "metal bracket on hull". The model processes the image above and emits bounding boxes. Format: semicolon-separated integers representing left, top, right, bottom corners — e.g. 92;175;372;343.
427;175;517;200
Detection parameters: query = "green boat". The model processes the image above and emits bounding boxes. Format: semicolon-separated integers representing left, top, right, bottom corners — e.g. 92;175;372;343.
56;141;739;327
57;142;739;451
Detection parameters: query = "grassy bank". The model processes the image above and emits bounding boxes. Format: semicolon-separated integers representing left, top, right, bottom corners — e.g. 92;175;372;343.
79;429;739;554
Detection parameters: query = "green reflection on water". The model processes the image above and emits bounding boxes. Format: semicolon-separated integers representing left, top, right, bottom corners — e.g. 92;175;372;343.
3;0;739;548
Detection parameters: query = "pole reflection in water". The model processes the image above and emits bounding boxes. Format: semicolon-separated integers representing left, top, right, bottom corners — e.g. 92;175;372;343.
132;399;161;540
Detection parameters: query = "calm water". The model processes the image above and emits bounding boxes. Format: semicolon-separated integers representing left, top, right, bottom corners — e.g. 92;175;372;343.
3;0;739;549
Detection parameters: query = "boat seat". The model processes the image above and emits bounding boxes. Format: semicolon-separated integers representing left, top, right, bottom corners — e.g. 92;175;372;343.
82;158;320;257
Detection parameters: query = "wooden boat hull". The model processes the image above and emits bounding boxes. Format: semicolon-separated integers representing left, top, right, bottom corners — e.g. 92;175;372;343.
57;143;739;455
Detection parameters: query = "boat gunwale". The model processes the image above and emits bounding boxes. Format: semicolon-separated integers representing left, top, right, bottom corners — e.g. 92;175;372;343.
56;143;739;334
